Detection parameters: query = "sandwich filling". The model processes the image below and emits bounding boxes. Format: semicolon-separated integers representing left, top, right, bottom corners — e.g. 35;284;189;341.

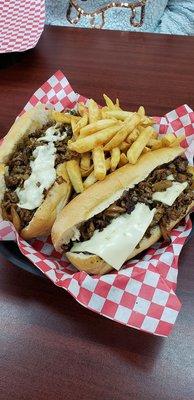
2;122;78;230
65;156;194;270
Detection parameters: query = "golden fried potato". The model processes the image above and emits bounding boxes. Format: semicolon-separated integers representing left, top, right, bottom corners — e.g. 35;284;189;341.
127;126;153;164
92;146;106;181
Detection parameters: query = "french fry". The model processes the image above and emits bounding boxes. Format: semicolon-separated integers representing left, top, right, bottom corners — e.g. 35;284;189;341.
162;133;176;147
127;126;153;164
56;162;70;182
80;119;117;138
80;152;91;171
102;110;134;121
118;153;128;167
119;142;131;152
137;106;145;118
104;114;140;151
81;165;94;177
88;99;101;124
84;158;111;188
83;171;97;189
150;130;158;139
126;128;139;144
103;94;120;110
68;123;122;153
147;138;163;150
77;103;88;117
139;125;157;139
52;111;71;124
74;113;88;136
142;146;151;154
71;116;81;138
169;135;185;147
116;98;120;108
66;160;84;193
141;116;154;126
110;147;120;171
92;146;106;181
103;94;116;110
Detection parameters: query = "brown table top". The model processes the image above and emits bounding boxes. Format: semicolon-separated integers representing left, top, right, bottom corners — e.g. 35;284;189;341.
0;26;194;400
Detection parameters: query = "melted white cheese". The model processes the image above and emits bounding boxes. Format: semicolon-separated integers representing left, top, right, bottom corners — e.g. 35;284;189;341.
167;174;174;181
37;125;67;143
16;142;56;210
71;203;155;270
15;124;68;210
153;181;188;206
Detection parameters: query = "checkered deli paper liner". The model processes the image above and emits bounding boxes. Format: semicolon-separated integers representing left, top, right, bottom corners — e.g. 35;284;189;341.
1;71;194;337
0;0;45;53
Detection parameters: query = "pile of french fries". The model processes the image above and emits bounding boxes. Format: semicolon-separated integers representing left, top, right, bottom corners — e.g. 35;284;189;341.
60;95;185;193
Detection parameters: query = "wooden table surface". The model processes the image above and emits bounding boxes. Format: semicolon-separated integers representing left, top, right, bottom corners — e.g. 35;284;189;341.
0;26;194;400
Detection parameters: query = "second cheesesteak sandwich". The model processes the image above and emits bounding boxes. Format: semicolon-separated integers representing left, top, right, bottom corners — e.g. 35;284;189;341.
52;146;194;274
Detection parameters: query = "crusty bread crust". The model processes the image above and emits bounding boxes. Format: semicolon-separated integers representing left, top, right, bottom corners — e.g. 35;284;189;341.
52;146;184;251
0;104;72;239
21;180;71;239
66;201;194;275
0;104;52;164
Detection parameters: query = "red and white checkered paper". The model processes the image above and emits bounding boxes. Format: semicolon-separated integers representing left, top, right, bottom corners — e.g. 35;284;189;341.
1;71;194;337
0;0;45;53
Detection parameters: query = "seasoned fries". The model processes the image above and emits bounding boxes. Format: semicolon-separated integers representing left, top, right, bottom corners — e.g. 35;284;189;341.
81;165;94;177
69;123;122;153
104;114;140;151
80;119;117;138
110;147;120;171
127;126;153;164
147;138;163;150
62;94;185;192
88;99;101;123
142;146;151;154
77;103;88;117
118;153;128;167
92;146;106;181
103;94;120;110
141;116;154;126
83;171;97;189
80;152;91;171
102;110;134;121
119;142;131;152
169;135;185;147
66;160;84;193
137;106;145;118
74;113;88;136
57;163;70;182
84;158;111;188
52;111;71;124
71;116;81;138
126;128;139;144
162;133;176;146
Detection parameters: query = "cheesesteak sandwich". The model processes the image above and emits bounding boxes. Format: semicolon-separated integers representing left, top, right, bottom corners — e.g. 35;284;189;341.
0;104;78;239
52;146;194;275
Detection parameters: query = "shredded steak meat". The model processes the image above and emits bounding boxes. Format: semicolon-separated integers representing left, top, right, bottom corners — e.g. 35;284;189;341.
2;121;77;230
71;156;193;248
